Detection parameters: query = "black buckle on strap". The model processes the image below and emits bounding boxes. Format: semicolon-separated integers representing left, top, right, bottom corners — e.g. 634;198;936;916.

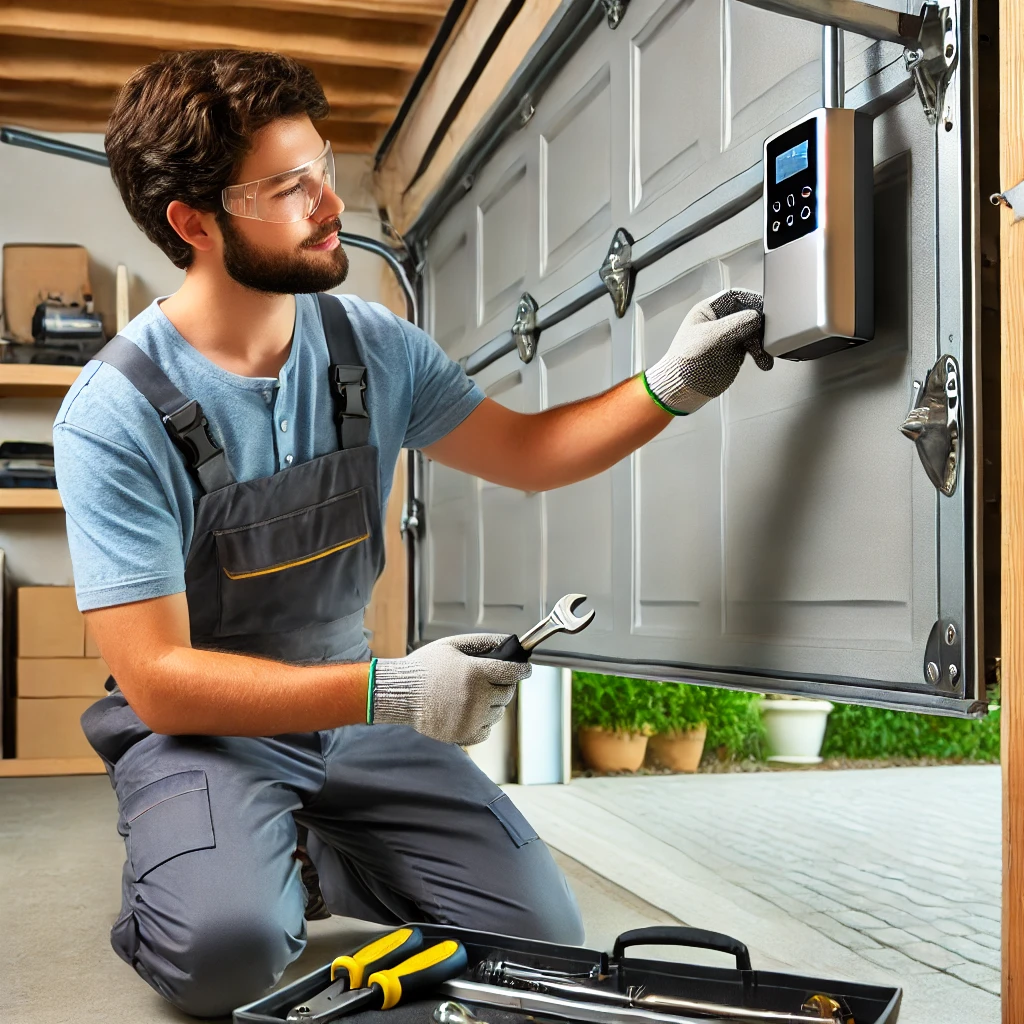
162;400;223;471
330;365;368;421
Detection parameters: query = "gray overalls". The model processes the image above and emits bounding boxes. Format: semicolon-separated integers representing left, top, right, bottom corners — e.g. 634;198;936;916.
80;296;583;1019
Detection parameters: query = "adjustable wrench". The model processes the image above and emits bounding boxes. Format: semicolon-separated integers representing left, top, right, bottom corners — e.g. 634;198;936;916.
476;593;595;662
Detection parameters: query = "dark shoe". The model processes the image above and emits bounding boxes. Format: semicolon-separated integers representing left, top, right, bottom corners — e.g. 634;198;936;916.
295;826;331;921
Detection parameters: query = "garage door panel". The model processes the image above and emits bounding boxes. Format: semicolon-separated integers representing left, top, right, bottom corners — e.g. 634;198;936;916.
430;226;472;359
725;0;821;148
541;64;613;279
542;321;616;628
419;6;978;711
630;0;718;212
478;160;530;327
426;464;477;632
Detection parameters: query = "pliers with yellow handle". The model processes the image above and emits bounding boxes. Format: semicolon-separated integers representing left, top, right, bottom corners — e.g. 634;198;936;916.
287;930;468;1023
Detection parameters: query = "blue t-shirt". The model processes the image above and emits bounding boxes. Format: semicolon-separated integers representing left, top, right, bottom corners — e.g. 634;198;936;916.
53;293;484;612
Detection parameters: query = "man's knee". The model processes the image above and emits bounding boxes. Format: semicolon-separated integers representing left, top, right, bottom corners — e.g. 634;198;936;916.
128;908;303;1018
517;862;585;946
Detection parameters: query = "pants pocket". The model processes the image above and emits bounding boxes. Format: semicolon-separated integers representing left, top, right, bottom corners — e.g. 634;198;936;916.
123;769;216;881
487;793;539;848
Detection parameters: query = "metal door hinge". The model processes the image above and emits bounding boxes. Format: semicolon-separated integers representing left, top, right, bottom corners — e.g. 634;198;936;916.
990;181;1024;223
923;619;962;690
512;293;540;363
903;3;958;126
599;228;636;319
900;354;961;497
600;0;631;29
401;497;425;540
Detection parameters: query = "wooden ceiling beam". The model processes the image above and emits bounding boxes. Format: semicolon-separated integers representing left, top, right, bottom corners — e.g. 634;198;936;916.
0;2;434;72
154;0;448;24
0;37;415;105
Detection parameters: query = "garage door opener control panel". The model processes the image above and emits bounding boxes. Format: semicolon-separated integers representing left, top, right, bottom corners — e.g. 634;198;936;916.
763;106;874;360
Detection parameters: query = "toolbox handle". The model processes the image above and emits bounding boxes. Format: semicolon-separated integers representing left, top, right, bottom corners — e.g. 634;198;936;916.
612;927;753;974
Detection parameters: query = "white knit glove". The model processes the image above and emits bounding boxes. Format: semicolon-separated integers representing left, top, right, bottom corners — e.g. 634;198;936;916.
369;633;531;746
643;288;772;415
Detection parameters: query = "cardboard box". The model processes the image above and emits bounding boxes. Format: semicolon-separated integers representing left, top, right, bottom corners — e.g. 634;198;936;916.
17;696;95;758
18;657;109;698
18;586;85;658
2;244;92;343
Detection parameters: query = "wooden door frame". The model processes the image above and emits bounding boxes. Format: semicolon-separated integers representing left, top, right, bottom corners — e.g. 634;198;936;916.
1002;0;1022;1013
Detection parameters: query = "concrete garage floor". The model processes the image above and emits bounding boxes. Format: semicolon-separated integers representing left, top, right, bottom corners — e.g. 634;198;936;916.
1;775;678;1024
2;767;1000;1024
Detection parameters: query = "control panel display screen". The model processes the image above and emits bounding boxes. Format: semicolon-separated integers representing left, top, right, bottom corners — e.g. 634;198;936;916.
775;141;808;183
765;118;818;251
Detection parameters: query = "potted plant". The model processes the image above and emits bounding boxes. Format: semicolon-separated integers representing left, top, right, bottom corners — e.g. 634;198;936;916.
758;693;834;764
648;683;708;772
572;673;656;772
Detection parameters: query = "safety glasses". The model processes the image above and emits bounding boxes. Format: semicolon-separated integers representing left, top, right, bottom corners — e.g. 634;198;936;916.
221;140;335;223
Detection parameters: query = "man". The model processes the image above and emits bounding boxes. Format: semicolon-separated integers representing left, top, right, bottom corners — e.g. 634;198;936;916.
54;49;771;1018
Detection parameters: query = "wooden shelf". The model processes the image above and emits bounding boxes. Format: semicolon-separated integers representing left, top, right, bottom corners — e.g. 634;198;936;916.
0;363;82;398
0;489;63;513
0;756;105;777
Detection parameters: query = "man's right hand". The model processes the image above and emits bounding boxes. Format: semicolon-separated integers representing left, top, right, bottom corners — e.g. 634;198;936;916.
370;634;532;746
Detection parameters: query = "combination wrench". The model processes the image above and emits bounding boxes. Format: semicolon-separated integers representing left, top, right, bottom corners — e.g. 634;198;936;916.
473;593;595;662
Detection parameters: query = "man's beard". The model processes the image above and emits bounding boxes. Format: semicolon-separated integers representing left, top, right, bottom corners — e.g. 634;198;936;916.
219;215;349;294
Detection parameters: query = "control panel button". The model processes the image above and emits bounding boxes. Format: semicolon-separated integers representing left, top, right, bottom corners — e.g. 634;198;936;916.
786;214;794;227
787;194;796;207
801;206;811;220
772;220;780;232
801;186;813;198
773;201;781;213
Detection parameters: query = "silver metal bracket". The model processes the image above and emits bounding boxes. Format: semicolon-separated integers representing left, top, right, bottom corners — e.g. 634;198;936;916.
511;293;540;363
903;3;958;126
600;0;631;29
991;180;1024;223
900;354;962;497
923;619;962;691
734;0;957;125
599;228;636;318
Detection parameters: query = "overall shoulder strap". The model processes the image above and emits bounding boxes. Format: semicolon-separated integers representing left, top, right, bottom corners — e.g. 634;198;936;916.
316;294;370;450
93;335;235;493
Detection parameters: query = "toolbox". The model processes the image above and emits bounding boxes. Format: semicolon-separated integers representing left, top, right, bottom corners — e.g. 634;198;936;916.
234;924;901;1024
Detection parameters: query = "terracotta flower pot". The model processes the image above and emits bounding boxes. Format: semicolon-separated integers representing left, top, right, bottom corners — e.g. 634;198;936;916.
648;725;708;773
578;727;648;773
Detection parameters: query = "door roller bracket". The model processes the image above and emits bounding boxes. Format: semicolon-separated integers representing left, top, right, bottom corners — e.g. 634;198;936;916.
899;354;961;497
511;293;540;363
991;179;1024;223
600;0;631;29
903;2;958;126
599;228;636;318
923;619;962;691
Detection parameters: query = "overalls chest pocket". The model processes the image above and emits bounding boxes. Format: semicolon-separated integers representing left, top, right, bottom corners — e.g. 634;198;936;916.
212;484;379;638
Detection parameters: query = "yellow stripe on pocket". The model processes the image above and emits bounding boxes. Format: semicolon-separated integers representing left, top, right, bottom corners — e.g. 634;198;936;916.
222;534;369;580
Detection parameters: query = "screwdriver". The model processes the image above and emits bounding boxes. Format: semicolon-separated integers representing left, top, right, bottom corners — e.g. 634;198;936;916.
289;940;469;1023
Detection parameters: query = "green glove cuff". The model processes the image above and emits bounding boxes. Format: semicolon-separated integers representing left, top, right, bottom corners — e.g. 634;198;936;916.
366;658;378;724
641;371;689;416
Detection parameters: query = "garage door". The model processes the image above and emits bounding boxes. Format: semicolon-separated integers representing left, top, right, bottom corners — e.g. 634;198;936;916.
406;0;991;715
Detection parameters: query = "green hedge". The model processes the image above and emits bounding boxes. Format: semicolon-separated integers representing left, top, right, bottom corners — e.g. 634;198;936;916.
820;700;1001;761
571;673;766;760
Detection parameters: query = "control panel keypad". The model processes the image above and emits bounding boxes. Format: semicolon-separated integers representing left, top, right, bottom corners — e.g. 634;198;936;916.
765;119;818;250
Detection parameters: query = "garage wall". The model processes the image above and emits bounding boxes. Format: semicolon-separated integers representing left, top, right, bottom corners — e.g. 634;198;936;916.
0;129;388;589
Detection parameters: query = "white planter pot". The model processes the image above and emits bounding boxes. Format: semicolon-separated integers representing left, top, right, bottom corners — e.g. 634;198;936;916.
760;699;834;764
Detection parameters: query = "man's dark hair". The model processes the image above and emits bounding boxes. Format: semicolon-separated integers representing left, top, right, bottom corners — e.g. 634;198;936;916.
105;49;329;269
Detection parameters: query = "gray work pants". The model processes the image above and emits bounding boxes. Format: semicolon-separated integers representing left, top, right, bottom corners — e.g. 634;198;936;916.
105;722;583;1018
